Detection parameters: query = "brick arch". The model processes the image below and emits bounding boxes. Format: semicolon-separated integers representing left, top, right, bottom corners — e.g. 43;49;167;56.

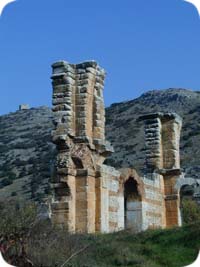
175;177;199;193
119;168;145;198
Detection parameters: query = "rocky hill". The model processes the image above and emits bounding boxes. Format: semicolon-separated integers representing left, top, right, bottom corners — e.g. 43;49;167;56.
1;88;200;202
0;106;55;202
105;88;200;177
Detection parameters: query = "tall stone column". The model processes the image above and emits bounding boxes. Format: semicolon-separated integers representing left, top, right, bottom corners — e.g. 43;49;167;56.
140;112;183;228
50;60;113;233
52;61;76;137
93;67;106;141
162;114;182;169
140;112;182;173
75;170;96;233
50;61;77;231
140;113;163;172
160;114;182;227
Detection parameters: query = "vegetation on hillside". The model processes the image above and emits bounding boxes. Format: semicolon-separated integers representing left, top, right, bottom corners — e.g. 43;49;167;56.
1;89;200;267
0;107;54;202
181;198;200;225
0;200;200;267
1;89;200;204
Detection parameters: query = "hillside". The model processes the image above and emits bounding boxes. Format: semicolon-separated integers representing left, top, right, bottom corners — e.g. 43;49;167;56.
6;221;200;267
1;88;200;202
1;200;199;267
0;106;54;202
105;88;200;176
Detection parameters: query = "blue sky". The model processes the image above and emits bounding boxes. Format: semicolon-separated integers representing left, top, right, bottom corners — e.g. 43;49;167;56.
0;0;200;115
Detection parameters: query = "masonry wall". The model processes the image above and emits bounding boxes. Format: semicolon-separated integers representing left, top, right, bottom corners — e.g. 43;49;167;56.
119;168;166;232
75;173;96;233
162;116;182;169
50;60;124;233
142;174;166;230
141;113;182;229
50;60;183;233
144;116;163;170
164;171;181;227
99;165;123;232
51;61;106;142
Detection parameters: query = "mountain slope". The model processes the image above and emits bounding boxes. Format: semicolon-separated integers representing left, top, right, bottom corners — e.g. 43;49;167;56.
106;88;200;177
0;106;55;202
0;88;200;202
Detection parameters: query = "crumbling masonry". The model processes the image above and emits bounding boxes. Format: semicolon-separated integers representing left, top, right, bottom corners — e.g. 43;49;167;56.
50;60;183;233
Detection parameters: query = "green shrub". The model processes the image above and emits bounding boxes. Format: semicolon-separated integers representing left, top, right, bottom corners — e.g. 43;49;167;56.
0;178;13;187
181;199;200;224
183;140;193;148
0;201;37;266
8;171;17;181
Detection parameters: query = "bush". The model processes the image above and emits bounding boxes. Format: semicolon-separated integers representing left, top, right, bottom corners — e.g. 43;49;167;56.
0;171;18;188
0;201;37;266
183;140;193;148
8;171;17;181
27;221;89;267
181;199;200;224
1;178;13;187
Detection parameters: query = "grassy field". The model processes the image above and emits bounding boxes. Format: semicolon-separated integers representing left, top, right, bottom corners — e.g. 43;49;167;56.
25;222;200;267
67;225;199;267
1;202;200;267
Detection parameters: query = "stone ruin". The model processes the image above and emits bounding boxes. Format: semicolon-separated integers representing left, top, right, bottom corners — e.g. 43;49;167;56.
50;60;185;233
19;104;30;111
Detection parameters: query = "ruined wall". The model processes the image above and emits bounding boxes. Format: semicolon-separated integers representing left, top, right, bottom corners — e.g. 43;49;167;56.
163;170;182;227
162;114;182;170
50;60;122;233
141;113;182;171
142;174;166;230
50;60;183;233
119;168;166;232
99;165;123;232
140;113;182;228
143;115;163;171
51;60;105;143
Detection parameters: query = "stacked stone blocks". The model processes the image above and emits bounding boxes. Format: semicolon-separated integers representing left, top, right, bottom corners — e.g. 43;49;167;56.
50;60;183;233
51;60;122;233
141;113;182;228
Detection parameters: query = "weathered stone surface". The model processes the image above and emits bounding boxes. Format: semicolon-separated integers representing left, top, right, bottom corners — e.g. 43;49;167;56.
50;60;120;233
50;60;183;233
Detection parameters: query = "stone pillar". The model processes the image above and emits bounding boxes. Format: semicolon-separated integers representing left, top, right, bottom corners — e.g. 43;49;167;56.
140;112;182;172
50;60;113;233
140;113;163;171
52;61;76;137
51;175;76;232
75;62;95;141
93;67;106;141
51;60;106;144
140;112;182;229
75;170;96;233
161;114;182;227
163;170;182;227
162;114;182;169
51;61;77;231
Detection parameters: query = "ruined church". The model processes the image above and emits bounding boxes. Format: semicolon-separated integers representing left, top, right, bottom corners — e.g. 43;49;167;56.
50;60;185;233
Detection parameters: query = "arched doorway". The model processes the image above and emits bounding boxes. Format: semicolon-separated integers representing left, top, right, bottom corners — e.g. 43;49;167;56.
180;184;194;201
124;177;142;232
